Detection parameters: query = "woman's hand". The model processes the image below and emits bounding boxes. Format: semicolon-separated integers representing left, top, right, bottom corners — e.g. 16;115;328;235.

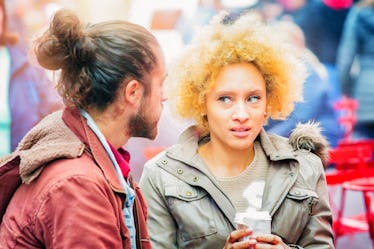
223;229;256;249
253;234;290;249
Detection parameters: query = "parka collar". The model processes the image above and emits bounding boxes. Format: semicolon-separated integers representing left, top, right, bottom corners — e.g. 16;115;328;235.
167;125;297;166
166;126;213;177
168;122;329;169
259;128;297;161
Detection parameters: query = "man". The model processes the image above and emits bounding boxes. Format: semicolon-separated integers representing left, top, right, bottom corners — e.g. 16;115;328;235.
0;8;166;248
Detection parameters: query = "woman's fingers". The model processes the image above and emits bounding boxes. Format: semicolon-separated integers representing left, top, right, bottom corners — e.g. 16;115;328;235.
227;229;253;243
255;234;282;244
254;234;289;249
224;229;256;249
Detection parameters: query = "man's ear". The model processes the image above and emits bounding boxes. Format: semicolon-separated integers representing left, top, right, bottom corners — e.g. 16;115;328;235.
123;79;144;105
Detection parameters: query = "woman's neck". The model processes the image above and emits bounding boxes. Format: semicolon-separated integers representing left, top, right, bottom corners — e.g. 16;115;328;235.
198;141;255;178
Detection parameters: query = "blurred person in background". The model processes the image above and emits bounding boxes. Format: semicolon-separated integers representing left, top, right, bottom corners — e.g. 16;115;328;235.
176;0;223;45
140;10;334;249
0;8;166;248
288;0;352;67
276;0;353;106
336;0;374;139
265;20;344;148
0;0;62;156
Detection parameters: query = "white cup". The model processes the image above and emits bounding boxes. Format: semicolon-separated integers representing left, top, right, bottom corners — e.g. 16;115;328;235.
234;210;271;241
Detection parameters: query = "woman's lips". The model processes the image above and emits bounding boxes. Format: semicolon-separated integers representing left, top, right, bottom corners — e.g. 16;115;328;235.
230;127;251;138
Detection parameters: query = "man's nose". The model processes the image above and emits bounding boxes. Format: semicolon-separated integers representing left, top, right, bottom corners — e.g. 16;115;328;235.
161;91;167;102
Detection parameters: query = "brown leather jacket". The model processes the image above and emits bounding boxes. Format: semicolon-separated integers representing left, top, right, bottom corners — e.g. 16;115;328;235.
0;108;151;249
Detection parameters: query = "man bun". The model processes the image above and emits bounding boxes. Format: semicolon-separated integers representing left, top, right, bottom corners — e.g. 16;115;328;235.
35;9;95;71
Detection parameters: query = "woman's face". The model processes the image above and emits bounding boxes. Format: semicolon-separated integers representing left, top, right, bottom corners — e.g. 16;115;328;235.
205;62;267;151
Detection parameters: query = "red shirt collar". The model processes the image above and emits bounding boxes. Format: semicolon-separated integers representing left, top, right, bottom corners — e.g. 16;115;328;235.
108;142;131;179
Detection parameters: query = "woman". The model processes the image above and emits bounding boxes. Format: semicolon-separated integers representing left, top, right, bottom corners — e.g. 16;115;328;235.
139;11;334;249
0;9;166;248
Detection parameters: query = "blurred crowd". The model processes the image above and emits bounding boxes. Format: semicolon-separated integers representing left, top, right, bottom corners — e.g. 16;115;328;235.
2;0;373;179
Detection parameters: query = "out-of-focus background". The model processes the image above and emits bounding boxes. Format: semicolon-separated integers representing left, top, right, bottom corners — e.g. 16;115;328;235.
7;0;355;178
4;1;374;247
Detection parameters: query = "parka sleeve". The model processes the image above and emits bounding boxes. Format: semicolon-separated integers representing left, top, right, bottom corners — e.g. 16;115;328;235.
139;160;179;249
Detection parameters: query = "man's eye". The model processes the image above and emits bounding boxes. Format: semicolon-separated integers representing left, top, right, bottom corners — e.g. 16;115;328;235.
248;96;260;103
218;96;231;103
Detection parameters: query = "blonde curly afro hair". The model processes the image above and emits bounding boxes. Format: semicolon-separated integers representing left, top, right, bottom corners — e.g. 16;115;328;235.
166;11;307;135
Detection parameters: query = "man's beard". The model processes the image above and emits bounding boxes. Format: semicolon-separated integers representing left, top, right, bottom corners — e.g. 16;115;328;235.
128;102;157;139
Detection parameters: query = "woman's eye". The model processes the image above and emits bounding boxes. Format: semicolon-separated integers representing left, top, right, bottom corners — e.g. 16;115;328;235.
248;96;260;103
218;96;231;103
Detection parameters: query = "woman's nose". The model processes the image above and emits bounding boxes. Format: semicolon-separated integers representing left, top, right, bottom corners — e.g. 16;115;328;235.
232;102;249;121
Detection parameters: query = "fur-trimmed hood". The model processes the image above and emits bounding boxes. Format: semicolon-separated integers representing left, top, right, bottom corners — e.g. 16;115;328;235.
289;121;330;168
259;121;330;168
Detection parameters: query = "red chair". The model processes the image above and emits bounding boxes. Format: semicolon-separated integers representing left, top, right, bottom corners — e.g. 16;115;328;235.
326;96;374;246
326;143;374;220
329;143;373;171
334;177;374;248
326;141;374;246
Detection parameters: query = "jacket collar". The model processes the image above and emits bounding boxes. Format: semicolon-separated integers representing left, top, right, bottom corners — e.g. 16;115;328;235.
0;109;85;183
0;108;124;192
62;108;124;192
